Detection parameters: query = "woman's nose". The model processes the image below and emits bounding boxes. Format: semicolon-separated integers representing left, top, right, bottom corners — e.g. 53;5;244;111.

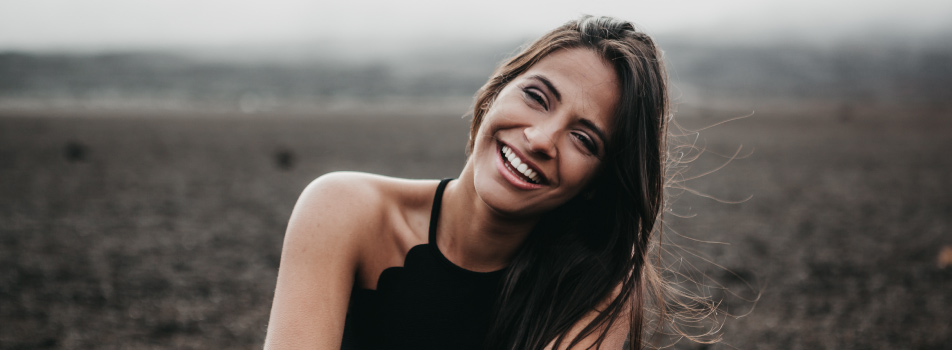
523;124;557;159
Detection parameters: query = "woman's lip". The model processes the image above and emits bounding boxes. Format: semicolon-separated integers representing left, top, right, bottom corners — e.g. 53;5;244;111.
495;142;546;190
498;141;547;184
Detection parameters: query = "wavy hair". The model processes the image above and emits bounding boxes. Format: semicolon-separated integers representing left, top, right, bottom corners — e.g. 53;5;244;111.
469;16;681;349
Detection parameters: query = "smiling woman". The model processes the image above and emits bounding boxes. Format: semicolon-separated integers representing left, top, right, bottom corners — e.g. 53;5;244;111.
263;15;709;350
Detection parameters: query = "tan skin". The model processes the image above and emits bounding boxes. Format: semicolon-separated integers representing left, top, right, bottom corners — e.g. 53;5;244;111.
264;48;629;350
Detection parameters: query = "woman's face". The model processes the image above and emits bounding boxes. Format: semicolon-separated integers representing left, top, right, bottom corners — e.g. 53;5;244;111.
470;48;620;217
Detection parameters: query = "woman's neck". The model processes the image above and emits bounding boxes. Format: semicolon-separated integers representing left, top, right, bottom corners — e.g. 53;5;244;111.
435;171;538;272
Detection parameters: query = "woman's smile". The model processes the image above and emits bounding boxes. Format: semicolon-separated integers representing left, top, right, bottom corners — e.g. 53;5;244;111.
496;142;546;189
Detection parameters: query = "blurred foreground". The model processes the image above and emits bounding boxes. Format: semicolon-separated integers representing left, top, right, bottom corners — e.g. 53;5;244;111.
1;100;950;349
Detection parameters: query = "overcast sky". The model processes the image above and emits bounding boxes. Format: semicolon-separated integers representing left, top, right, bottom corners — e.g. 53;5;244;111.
2;0;950;52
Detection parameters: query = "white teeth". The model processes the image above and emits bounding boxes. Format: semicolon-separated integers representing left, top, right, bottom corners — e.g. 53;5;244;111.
500;145;542;183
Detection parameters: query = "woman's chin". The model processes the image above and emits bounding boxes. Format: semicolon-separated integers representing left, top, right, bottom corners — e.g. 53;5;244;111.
473;176;527;216
473;178;562;219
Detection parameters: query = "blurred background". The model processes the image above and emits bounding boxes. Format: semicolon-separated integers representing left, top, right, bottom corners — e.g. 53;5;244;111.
1;1;950;349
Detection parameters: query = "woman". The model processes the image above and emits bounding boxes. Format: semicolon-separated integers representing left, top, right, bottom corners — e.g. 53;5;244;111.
265;15;675;350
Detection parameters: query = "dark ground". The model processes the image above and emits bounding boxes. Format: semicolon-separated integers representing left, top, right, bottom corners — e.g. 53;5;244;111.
1;102;950;349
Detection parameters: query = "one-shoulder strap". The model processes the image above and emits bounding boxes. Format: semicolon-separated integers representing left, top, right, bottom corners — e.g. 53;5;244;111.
428;178;452;245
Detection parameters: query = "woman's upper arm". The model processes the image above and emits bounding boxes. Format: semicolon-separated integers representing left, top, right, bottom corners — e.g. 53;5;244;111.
264;173;380;350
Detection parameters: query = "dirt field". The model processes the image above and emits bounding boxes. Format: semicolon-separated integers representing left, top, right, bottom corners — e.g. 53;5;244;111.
1;103;950;349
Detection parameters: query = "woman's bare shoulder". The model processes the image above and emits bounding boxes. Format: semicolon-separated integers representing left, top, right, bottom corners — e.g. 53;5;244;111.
266;173;446;348
300;171;439;208
267;172;413;349
300;172;387;209
293;171;440;241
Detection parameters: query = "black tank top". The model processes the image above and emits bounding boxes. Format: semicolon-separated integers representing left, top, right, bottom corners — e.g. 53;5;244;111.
340;178;506;350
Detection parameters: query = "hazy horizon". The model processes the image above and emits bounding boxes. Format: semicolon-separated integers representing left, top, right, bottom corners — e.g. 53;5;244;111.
3;0;951;56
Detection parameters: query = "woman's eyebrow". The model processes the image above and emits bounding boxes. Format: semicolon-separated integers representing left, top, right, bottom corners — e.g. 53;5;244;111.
527;74;561;103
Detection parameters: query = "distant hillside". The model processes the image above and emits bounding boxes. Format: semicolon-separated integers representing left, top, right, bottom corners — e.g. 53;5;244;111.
662;40;952;105
1;37;949;113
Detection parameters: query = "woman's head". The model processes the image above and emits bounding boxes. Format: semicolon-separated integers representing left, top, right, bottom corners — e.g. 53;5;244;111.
467;47;620;216
469;15;668;228
476;15;671;350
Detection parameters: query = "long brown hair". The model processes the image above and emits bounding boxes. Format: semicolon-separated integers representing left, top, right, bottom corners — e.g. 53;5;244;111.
470;16;673;349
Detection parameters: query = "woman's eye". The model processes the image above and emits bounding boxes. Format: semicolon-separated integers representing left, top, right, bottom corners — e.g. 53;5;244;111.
573;133;598;154
524;88;548;110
